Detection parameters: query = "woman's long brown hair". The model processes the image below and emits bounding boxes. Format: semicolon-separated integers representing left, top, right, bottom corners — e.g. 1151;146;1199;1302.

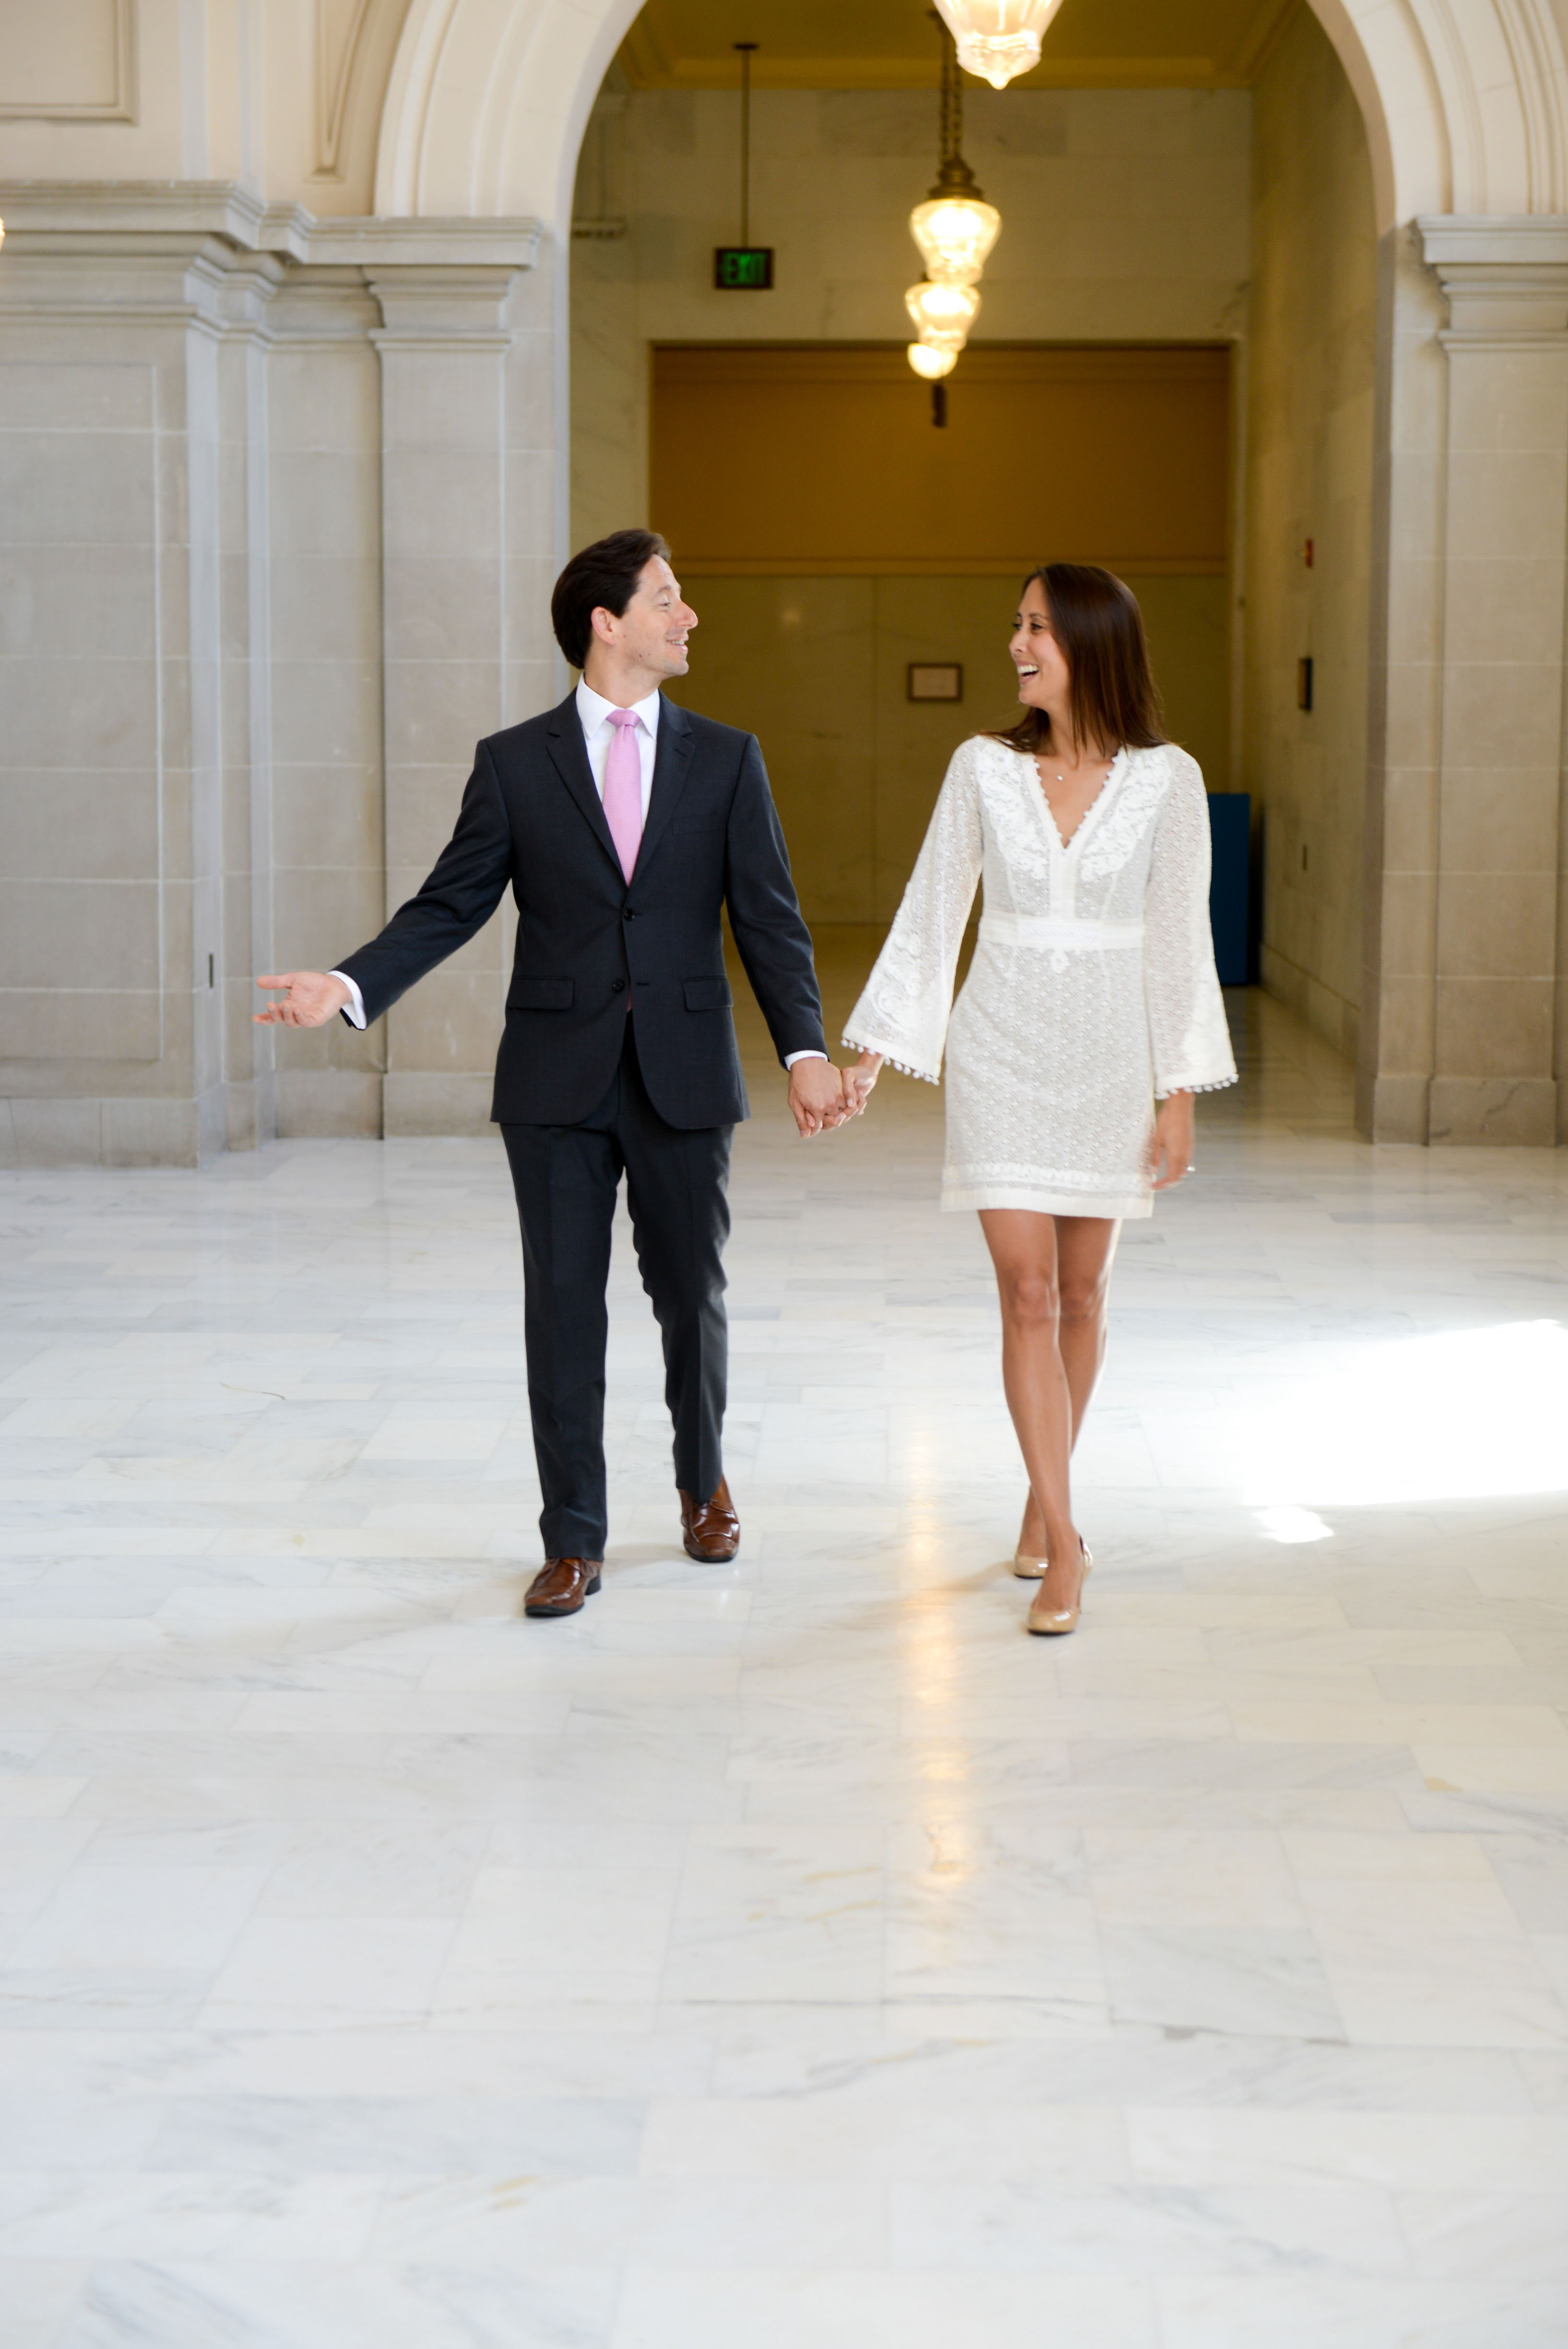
989;563;1166;759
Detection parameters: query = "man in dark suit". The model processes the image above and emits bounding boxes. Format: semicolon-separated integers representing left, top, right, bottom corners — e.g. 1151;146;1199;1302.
256;530;849;1617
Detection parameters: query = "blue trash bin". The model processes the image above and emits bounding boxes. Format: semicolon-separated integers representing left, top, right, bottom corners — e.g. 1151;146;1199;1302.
1207;793;1249;986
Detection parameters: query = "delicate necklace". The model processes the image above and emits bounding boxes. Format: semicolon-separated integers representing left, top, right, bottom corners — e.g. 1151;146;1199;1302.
1046;750;1113;784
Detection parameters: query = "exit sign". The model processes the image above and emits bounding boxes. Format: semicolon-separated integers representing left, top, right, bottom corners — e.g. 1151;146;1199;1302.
714;246;773;289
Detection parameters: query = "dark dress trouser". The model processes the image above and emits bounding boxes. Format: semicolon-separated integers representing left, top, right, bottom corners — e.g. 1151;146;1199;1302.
501;1017;733;1562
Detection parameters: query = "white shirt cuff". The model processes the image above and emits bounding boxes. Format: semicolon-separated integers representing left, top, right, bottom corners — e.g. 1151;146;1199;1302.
784;1050;828;1068
330;972;366;1029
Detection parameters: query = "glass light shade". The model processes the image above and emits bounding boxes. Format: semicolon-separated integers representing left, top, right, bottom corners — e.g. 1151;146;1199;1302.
932;0;1065;88
907;342;958;380
910;192;1001;285
904;277;980;352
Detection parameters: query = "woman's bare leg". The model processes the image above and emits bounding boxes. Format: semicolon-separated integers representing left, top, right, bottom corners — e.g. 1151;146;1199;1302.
980;1213;1119;1596
980;1211;1083;1613
1055;1214;1121;1436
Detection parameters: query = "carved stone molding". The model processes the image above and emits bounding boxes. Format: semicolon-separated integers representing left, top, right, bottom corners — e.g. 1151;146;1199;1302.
1417;212;1568;338
0;0;138;123
316;0;376;179
0;180;542;288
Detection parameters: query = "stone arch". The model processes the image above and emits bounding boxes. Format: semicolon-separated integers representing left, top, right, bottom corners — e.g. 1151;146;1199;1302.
374;0;648;227
364;0;1568;1153
370;0;1568;236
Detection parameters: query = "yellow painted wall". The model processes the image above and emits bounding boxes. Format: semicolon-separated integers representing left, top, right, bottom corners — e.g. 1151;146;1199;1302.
1243;5;1376;1057
667;570;1230;925
652;344;1230;576
570;82;1252;551
653;340;1232;925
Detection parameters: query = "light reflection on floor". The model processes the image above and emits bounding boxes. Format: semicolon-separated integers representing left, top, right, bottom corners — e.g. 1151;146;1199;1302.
1;976;1567;2348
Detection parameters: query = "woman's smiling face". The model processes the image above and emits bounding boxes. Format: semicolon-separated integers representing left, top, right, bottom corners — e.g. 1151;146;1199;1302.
1009;577;1070;713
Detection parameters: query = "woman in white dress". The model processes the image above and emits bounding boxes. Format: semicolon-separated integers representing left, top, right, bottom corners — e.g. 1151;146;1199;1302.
842;565;1236;1636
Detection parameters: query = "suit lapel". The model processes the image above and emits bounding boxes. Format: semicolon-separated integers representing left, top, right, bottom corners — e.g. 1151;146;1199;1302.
546;693;623;876
635;697;695;877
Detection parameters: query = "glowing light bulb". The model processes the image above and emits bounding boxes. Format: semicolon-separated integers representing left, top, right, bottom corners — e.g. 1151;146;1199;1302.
910;191;1001;286
904;277;980;352
907;343;958;380
932;0;1066;89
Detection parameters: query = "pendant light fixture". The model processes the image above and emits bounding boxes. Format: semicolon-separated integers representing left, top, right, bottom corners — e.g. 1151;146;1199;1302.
905;16;999;387
905;277;981;351
931;0;1065;90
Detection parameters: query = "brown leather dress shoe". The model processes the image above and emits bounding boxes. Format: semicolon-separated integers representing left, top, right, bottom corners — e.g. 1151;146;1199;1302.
523;1556;602;1617
679;1477;740;1562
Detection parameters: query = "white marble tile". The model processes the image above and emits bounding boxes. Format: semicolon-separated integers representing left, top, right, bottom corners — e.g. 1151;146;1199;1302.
200;1915;457;2028
435;1861;681;2017
0;2262;83;2349
640;2092;1129;2184
2;990;1568;2327
1128;2107;1568;2190
0;2171;383;2260
612;2267;1159;2348
889;2177;1407;2277
1157;2276;1568;2349
53;2260;617;2349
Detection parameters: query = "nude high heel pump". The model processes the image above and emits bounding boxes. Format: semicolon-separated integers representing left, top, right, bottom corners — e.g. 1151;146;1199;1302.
1026;1540;1092;1637
1013;1496;1049;1579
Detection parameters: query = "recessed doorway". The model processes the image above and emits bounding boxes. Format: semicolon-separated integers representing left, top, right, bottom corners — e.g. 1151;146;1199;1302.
652;341;1232;927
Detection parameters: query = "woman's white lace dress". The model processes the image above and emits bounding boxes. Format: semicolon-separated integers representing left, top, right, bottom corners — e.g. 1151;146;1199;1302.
843;736;1237;1219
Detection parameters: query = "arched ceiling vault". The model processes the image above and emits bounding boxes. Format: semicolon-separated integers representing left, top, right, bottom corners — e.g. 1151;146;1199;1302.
358;0;1567;234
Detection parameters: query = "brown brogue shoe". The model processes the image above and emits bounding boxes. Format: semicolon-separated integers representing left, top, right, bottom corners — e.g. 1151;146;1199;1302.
523;1556;602;1618
679;1477;740;1563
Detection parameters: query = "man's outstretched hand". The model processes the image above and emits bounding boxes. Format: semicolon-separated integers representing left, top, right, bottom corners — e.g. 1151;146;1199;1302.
788;1058;857;1139
254;972;350;1028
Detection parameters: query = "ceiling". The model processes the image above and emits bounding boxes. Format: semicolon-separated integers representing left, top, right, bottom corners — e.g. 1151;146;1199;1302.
618;0;1301;90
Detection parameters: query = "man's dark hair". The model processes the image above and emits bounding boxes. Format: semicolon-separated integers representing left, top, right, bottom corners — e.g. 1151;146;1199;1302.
551;529;671;670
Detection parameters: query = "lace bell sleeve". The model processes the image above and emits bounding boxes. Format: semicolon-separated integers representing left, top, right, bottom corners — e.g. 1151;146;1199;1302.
1143;749;1238;1098
842;740;983;1083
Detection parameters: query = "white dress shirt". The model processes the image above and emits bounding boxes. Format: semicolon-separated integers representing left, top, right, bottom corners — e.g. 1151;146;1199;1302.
574;676;661;814
334;680;824;1064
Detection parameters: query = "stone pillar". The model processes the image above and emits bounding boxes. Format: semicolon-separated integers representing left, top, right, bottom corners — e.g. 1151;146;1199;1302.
0;195;546;1164
1356;229;1449;1143
0;183;280;1166
1359;217;1568;1147
1418;219;1568;1147
213;249;289;1153
359;225;545;1137
259;258;388;1144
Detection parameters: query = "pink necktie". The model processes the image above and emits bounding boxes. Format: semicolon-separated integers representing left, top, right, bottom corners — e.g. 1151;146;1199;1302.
603;708;643;881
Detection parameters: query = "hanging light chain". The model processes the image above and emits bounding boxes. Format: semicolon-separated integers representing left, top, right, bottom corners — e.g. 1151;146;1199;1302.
940;22;962;171
735;42;757;248
905;7;1001;386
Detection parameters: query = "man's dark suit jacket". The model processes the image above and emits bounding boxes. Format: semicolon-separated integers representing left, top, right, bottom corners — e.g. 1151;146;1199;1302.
336;691;827;1130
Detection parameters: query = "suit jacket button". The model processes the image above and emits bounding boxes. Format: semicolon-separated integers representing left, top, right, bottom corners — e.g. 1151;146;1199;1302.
611;977;626;992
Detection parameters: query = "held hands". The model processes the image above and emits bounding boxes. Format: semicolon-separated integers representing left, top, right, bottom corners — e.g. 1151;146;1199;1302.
788;1058;858;1139
786;1050;884;1138
1148;1091;1195;1191
254;972;350;1028
842;1051;883;1116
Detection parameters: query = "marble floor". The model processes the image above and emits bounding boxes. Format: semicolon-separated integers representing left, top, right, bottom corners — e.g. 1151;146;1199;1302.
3;974;1568;2347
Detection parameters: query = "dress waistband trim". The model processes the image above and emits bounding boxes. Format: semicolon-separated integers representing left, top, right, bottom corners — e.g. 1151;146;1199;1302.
980;912;1144;951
